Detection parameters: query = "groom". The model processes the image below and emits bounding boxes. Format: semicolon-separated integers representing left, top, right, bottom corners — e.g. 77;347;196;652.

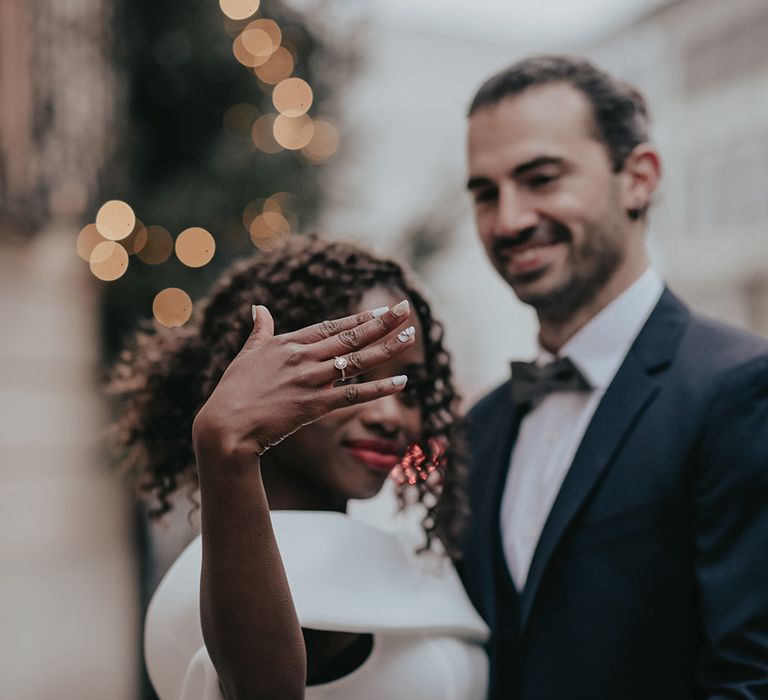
460;55;768;699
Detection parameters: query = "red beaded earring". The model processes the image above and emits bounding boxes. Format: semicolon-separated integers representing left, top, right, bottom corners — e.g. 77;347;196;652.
391;438;444;486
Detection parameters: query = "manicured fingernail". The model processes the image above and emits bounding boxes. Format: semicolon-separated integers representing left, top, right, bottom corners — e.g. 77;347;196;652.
392;299;409;317
371;306;389;318
397;326;416;343
251;305;257;321
392;375;408;386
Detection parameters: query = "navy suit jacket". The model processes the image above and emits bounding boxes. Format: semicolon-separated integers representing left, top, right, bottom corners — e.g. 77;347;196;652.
460;289;768;699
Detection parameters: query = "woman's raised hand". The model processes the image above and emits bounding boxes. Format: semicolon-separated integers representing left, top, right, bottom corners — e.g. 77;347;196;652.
192;300;415;461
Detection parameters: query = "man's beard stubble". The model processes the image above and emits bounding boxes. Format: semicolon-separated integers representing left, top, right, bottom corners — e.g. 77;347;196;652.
500;218;625;325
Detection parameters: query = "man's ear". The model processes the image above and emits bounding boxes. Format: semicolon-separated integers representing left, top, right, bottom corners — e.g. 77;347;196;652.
620;143;661;220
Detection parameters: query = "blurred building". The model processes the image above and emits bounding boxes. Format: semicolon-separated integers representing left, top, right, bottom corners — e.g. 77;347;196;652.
317;22;542;403
588;0;768;336
318;0;768;404
0;1;138;698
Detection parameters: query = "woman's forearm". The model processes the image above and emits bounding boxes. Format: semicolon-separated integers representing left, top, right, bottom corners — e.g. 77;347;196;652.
195;432;306;700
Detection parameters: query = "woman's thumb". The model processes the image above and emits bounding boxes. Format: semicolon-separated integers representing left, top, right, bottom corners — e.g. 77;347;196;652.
247;304;275;347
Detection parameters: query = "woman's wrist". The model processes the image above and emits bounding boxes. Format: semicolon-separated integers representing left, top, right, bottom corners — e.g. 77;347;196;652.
192;410;265;472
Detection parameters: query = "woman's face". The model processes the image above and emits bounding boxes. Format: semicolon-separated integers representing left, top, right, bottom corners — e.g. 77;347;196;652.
266;286;427;506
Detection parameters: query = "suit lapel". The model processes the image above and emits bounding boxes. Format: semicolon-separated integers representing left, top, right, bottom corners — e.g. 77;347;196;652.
519;289;690;631
465;381;526;626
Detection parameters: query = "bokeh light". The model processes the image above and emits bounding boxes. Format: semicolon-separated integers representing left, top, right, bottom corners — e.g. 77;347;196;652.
232;34;262;68
137;225;174;265
244;19;281;53
254;47;294;85
153;288;193;327
175;227;216;268
249;210;290;250
263;192;298;230
219;0;260;21
122;218;149;255
263;192;294;215
251;113;283;153
240;29;274;65
90;241;129;281
76;223;106;261
233;19;281;68
273;114;314;150
263;211;290;233
223;103;259;136
95;200;136;241
272;77;313;117
242;199;265;229
281;40;298;62
301;119;340;163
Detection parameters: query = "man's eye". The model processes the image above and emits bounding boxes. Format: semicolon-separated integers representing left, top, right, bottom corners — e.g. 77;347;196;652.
473;188;497;204
527;173;559;188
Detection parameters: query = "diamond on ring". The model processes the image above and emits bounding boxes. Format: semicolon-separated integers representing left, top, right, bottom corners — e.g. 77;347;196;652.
334;356;348;381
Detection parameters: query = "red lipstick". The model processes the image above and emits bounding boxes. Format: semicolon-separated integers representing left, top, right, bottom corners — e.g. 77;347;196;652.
343;439;402;472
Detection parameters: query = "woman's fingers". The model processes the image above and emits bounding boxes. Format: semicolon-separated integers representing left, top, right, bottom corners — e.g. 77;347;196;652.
322;375;409;411
316;325;416;384
311;299;412;360
290;304;395;345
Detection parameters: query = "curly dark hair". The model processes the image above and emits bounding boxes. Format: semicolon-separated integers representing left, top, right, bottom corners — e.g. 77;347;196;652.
109;236;468;558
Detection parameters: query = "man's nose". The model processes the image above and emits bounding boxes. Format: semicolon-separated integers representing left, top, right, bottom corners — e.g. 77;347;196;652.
495;185;538;235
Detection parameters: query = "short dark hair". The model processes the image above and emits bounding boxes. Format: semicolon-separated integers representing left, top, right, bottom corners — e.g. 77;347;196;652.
469;55;651;173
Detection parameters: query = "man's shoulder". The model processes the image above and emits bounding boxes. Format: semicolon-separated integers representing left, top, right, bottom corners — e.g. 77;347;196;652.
647;288;767;383
679;308;768;378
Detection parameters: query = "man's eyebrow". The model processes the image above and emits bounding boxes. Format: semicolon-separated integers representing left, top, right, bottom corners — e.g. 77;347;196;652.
467;156;565;191
466;176;495;191
512;156;565;177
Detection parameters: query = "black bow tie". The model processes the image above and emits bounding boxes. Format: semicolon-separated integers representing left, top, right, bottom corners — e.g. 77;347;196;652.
509;356;592;407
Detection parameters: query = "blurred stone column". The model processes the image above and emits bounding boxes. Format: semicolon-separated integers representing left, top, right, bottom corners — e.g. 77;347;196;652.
1;0;139;696
0;227;139;699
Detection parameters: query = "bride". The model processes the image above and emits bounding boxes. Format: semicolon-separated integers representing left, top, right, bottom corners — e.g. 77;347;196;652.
110;236;488;700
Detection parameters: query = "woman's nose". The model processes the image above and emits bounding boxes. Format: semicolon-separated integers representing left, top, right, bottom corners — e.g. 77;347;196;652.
359;394;404;436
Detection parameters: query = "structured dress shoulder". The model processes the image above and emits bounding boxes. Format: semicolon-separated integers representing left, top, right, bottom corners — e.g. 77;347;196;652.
145;510;489;700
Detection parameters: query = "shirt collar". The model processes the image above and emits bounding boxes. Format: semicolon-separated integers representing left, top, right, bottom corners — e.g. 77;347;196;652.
538;267;664;390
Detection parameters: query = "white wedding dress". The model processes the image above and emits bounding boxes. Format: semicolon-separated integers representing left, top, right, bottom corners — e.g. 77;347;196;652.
145;511;489;700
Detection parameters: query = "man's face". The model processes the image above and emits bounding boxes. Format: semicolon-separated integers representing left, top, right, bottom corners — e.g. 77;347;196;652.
467;83;635;318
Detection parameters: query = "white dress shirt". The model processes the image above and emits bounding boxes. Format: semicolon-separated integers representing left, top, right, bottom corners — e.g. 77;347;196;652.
500;267;664;591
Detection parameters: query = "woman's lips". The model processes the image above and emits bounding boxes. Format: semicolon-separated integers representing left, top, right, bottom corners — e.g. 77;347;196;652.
343;440;402;472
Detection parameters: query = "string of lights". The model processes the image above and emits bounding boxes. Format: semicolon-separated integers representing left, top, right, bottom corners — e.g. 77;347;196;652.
77;0;341;327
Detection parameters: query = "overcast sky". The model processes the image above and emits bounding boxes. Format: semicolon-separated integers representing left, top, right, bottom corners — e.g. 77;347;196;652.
289;0;669;43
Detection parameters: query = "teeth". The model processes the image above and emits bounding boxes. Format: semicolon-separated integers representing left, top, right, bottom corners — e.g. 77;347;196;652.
511;243;557;261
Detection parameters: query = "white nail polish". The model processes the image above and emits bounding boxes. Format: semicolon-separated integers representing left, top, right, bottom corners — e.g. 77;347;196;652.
371;306;389;318
397;326;416;343
251;305;257;321
392;299;409;317
392;375;408;386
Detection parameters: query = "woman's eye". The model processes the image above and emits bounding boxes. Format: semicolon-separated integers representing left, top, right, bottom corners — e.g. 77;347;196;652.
397;382;421;406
